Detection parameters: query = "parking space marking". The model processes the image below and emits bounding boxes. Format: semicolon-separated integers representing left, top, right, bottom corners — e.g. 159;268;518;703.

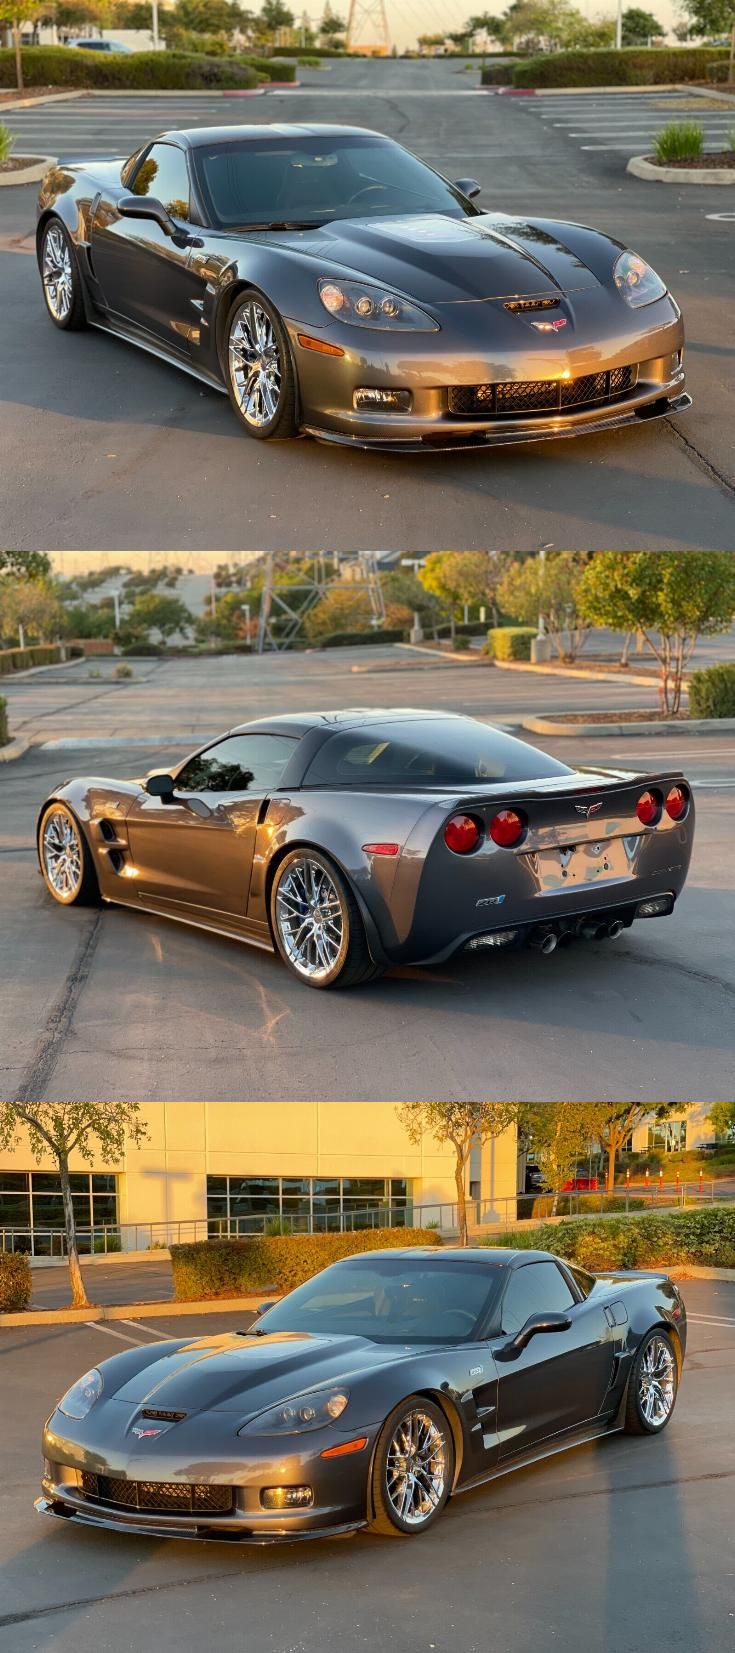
118;1319;179;1338
85;1321;152;1345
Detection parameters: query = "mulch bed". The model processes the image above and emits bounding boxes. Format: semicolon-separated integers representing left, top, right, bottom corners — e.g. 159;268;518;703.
0;155;45;173
539;710;690;724
0;86;65;103
645;151;735;170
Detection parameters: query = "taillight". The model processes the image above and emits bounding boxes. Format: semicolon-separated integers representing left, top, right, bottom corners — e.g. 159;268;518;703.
636;790;661;827
489;809;525;848
665;785;688;820
444;814;482;854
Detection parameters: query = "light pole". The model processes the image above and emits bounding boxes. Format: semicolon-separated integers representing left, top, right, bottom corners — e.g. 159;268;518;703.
615;0;622;49
151;0;160;49
111;589;121;631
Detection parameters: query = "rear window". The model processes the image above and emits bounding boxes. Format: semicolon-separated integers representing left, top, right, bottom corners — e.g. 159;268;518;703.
302;720;573;788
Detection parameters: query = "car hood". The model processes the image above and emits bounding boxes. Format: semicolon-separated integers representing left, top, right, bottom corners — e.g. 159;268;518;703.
108;1331;412;1420
274;213;607;305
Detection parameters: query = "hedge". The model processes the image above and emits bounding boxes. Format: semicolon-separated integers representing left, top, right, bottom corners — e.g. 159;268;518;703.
481;62;515;85
0;1252;32;1313
0;696;7;747
170;1228;441;1299
706;61;731;83
0;643;63;674
512;46;730;89
0;46;270;89
484;625;536;661
316;627;406;649
688;663;735;720
481;1207;735;1270
517;1193;635;1220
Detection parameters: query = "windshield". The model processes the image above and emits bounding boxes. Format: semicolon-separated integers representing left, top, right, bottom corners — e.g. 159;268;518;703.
191;134;479;231
254;1256;502;1343
303;720;573;789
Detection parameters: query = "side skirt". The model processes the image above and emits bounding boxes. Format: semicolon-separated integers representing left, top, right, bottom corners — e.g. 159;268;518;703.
454;1418;622;1498
101;895;275;953
88;313;227;396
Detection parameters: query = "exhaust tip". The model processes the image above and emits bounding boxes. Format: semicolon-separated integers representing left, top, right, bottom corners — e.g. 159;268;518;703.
608;919;625;940
531;929;558;955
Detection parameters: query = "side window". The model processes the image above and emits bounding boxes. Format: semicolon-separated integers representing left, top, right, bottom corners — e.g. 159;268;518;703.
566;1263;595;1299
500;1262;576;1335
131;143;191;222
175;735;297;794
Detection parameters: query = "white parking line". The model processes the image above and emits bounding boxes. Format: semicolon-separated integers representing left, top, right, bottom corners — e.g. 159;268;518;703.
85;1321;151;1345
117;1319;177;1339
688;1316;735;1329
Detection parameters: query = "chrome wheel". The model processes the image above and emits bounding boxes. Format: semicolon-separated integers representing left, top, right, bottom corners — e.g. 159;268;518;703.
275;857;344;981
385;1409;448;1529
638;1335;676;1427
228;301;282;428
42;224;73;322
42;809;83;900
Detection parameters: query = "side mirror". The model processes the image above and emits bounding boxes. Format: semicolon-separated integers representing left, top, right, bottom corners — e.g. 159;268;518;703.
454;178;482;200
496;1310;572;1361
145;771;176;799
257;1301;276;1316
117;193;203;249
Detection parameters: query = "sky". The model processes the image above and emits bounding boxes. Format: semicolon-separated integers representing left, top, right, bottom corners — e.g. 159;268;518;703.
49;553;260;576
297;0;682;51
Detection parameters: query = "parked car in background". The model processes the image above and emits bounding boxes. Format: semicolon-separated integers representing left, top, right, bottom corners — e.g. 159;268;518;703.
562;1176;600;1192
65;38;133;51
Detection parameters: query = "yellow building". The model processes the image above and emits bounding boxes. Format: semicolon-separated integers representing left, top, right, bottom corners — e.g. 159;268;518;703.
0;1104;520;1257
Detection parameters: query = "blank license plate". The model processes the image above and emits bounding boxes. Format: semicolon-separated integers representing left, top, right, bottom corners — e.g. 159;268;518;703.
535;840;630;891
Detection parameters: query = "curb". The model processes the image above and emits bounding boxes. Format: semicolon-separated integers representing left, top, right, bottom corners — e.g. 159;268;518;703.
493;659;662;688
1;1293;280;1328
532;83;733;97
522;714;735;737
0;737;31;763
627;153;735;185
0;154;55;188
668;1265;735;1283
0;89;84;109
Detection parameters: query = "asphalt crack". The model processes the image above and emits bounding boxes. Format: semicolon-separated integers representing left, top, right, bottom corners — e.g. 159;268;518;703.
11;912;103;1102
667;418;735;502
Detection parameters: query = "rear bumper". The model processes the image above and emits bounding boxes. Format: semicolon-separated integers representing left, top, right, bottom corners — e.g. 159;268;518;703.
426;891;677;965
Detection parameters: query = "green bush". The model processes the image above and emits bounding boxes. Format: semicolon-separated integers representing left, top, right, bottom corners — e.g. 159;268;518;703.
654;121;703;162
0;46;264;90
517;1193;632;1220
0;123;14;164
0;644;62;674
170;1228;441;1299
0;696;7;746
480;61;515;84
121;642;163;656
688;662;735;719
481;1207;735;1269
316;627;406;649
512;46;729;89
485;625;537;661
706;60;731;82
0;1252;32;1312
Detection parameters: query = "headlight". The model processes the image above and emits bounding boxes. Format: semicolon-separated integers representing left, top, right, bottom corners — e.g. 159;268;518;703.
239;1388;350;1436
318;278;439;332
613;251;667;309
58;1367;103;1420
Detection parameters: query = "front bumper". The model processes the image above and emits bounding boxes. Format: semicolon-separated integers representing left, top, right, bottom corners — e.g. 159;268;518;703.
35;1492;363;1545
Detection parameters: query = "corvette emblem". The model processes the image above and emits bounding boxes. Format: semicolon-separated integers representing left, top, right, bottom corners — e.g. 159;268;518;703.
531;317;567;332
574;802;603;818
132;1426;163;1439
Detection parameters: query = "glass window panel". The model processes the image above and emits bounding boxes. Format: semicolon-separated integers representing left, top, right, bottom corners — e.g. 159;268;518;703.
282;1179;311;1196
33;1195;92;1228
341;1179;387;1201
31;1172;91;1194
229;1178;279;1200
390;1180;408;1200
206;1195;229;1216
282;1195;311;1215
312;1180;340;1197
0;1193;31;1226
132;142;191;222
0;1174;30;1193
91;1175;117;1194
206;1176;228;1196
501;1262;576;1335
91;1195;118;1226
304;720;572;789
176;734;297;794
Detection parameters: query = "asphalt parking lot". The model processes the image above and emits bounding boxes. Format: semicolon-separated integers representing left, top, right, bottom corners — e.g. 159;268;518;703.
1;650;733;1103
1;1278;733;1652
1;60;734;550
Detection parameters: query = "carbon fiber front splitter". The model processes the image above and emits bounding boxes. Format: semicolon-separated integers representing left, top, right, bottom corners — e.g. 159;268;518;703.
35;1496;364;1545
304;392;692;453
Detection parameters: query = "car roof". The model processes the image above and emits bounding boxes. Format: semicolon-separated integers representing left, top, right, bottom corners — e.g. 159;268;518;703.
331;1247;553;1268
160;124;385;150
228;708;467;738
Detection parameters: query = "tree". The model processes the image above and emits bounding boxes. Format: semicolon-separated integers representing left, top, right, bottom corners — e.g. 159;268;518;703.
172;0;243;30
498;552;588;661
578;551;735;715
706;1102;735;1141
518;1104;602;1208
418;551;495;644
0;577;62;645
679;0;734;79
0;552;51;581
258;0;294;34
396;1103;519;1246
59;601;117;641
0;1106;148;1307
124;592;193;642
585;1105;691;1192
621;5;662;41
0;0;50;89
320;11;344;32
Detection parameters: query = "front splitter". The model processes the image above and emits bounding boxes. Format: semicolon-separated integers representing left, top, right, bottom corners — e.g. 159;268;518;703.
303;393;692;454
35;1496;364;1546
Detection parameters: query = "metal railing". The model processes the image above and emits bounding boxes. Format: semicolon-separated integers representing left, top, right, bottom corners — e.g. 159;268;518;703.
0;1182;730;1257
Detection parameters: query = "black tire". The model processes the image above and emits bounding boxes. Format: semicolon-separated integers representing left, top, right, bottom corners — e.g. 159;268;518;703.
368;1396;454;1538
39;218;87;331
269;848;383;989
624;1329;679;1435
38;803;100;907
224;289;298;440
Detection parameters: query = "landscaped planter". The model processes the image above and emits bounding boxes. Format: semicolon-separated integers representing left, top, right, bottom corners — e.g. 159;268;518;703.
628;152;735;184
0;153;54;186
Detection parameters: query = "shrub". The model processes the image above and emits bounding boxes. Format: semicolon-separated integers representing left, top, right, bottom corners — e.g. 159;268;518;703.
653;121;703;163
316;627;406;648
706;61;730;82
512;46;729;89
0;644;62;674
484;625;536;661
113;663;133;679
480;61;515;84
516;1193;631;1220
0;123;14;164
121;642;162;656
480;1207;735;1269
0;1252;32;1312
688;662;735;719
170;1228;441;1299
452;634;471;651
0;46;265;90
0;696;7;746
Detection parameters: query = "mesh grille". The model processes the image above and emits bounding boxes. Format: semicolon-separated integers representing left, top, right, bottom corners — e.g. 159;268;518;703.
448;366;636;418
504;297;561;314
80;1473;233;1514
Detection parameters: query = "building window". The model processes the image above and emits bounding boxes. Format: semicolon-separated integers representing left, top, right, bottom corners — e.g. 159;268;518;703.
206;1176;410;1236
647;1120;687;1154
0;1172;119;1256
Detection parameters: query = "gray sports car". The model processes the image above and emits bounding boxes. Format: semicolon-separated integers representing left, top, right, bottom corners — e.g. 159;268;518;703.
35;123;690;451
36;1247;687;1544
36;708;694;989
